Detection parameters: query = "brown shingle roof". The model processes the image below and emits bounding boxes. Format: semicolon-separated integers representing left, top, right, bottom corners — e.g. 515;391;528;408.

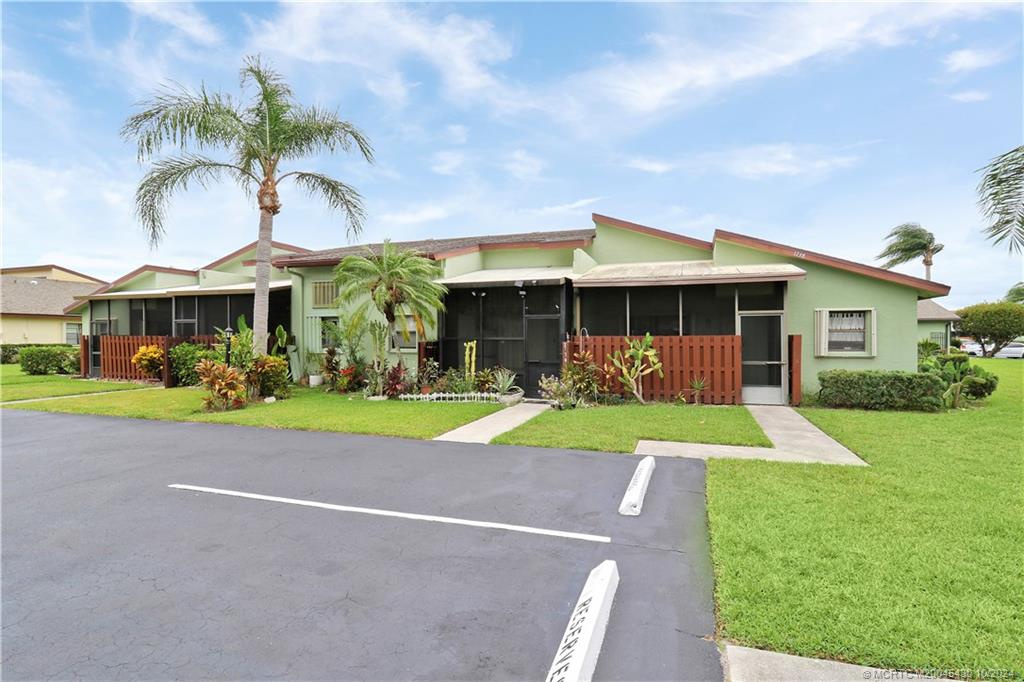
917;299;960;321
272;229;596;267
1;276;100;317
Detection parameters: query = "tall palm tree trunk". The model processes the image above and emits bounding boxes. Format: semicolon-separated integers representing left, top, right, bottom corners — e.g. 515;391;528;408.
923;252;933;281
252;209;274;353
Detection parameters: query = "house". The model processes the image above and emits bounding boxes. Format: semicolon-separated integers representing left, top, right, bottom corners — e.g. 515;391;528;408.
273;213;950;403
69;214;951;403
917;299;960;350
65;241;310;377
1;265;106;346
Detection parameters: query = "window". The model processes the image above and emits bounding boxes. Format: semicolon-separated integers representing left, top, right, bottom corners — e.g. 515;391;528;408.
682;285;735;335
815;308;875;356
391;314;418;351
173;296;197;337
312;281;338;308
930;331;945;346
320;317;339;349
579;288;626;336
65;323;82;345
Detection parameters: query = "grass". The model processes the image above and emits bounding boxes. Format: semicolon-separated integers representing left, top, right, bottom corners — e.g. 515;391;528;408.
492;402;771;452
706;358;1024;676
0;364;149;402
2;385;502;440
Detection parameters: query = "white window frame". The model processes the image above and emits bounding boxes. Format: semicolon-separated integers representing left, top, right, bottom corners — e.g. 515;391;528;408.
64;322;82;345
311;281;339;309
814;307;876;357
391;314;418;353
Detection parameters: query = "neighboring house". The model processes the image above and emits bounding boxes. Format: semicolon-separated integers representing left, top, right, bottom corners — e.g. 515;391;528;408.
273;213;949;402
917;299;960;350
66;241;310;377
1;265;107;346
69;214;951;402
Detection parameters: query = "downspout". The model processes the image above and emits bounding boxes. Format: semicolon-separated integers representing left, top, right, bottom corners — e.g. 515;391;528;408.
285;266;305;379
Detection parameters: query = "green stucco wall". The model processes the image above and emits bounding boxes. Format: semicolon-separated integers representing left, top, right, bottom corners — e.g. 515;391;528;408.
480;247;573;268
714;239;920;394
586;222;712;264
918;320;951;347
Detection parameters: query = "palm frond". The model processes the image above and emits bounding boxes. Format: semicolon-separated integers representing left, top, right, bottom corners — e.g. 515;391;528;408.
288;171;366;238
279;105;375;163
240;55;294;160
121;83;252;161
876;223;939;268
978;145;1024;254
134;154;253;246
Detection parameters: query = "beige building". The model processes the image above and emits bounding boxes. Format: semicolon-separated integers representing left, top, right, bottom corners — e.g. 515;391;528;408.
1;265;106;346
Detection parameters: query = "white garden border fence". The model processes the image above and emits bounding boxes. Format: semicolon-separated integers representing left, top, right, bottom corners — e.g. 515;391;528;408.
399;392;500;403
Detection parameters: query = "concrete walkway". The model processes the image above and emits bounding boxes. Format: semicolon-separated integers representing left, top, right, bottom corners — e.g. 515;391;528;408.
433;401;550;443
636;405;866;466
726;645;955;681
0;385;161;405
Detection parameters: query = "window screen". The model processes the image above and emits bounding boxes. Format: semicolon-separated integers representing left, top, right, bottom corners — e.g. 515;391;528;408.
198;295;229;335
579;288;626;336
312;281;338;308
828;311;866;352
525;286;559;315
130;300;145;335
629;287;679;335
392;314;418;350
738;282;784;311
482;288;523;337
145;299;172;336
65;323;82;345
229;294;254;330
682;285;735;335
930;331;945;346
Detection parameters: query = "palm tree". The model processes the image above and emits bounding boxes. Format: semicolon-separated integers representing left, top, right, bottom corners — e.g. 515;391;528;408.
122;55;373;351
1006;282;1024;304
876;223;944;281
978;145;1024;253
334;241;447;379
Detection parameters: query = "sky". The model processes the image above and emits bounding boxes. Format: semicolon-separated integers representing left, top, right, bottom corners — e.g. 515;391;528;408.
2;1;1021;307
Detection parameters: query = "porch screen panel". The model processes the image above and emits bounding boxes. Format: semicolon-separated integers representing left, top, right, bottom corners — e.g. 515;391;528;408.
442;289;480;370
130;300;145;335
738;282;783;311
579;288;626;336
482;288;522;338
145;299;172;336
198;295;229;335
525;287;559;315
682;285;735;335
229;294;255;330
629;286;679;335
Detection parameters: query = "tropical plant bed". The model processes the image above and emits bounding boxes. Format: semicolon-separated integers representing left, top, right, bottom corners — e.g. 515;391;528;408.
2;385;501;440
491;403;771;452
0;364;150;403
706;359;1022;675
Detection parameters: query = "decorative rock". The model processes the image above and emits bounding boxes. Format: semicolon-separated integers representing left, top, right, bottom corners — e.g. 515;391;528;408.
546;560;620;682
618;456;655;516
263;396;276;404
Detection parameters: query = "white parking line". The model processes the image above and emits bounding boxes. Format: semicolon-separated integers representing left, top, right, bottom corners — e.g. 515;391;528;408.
169;484;612;544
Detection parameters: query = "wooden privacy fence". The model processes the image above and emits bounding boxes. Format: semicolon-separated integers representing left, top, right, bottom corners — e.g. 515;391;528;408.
565;335;743;404
87;335;218;387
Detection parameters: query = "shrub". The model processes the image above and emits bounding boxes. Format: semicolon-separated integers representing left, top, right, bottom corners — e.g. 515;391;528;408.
918;351;999;406
917;339;941;358
168;343;221;386
131;344;164;378
608;334;664;403
252;354;291;399
956;301;1024;356
19;345;79;375
817;369;945;412
538;374;584;410
384;364;410;397
195;359;246;411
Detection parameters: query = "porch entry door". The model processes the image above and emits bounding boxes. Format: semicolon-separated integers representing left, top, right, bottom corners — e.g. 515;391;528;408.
524;316;560;397
739;313;786;405
88;319;110;378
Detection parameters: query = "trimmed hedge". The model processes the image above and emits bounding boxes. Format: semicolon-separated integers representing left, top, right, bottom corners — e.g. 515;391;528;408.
19;345;80;375
168;342;221;386
1;343;75;365
818;369;945;412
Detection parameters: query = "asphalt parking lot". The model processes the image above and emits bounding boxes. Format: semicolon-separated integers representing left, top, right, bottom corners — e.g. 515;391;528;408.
2;409;722;681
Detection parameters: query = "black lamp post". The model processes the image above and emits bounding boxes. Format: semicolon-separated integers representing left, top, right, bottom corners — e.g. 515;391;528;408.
224;327;233;365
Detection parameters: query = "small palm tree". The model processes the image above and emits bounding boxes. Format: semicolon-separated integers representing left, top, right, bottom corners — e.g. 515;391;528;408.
876;223;945;281
1006;281;1024;304
334;240;448;383
122;55;373;351
978;145;1024;254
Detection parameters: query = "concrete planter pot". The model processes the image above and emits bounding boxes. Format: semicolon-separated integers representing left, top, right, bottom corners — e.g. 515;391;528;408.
498;389;524;407
308;374;323;387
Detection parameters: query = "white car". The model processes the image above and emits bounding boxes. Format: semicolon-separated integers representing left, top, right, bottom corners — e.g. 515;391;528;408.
960;342;984;356
994;342;1024;359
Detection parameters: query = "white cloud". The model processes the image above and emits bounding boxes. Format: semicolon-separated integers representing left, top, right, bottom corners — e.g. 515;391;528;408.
2;69;73;126
692;144;860;180
379;204;451;225
625;157;675;174
943;48;1004;74
430;151;465;176
503;149;545;181
126;2;221;45
949;90;991;103
445;124;469;144
528;197;602;216
366;71;413;107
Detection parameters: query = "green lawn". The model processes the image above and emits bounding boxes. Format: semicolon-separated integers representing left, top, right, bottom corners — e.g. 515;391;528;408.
707;358;1024;676
0;364;149;402
2;385;502;440
492;403;771;452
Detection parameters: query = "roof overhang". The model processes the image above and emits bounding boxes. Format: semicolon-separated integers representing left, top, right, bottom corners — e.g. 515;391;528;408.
572;261;806;287
437;266;575;287
70;279;291;303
